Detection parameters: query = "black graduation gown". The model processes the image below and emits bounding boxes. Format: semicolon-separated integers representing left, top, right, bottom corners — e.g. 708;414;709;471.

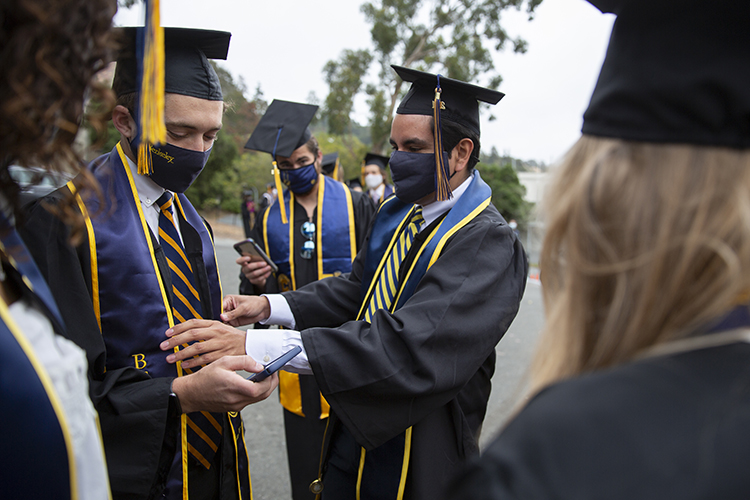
449;342;750;500
239;187;374;500
282;202;528;499
19;189;244;500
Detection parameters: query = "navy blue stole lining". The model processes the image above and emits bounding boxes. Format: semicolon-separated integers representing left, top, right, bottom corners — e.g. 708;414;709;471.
265;175;354;287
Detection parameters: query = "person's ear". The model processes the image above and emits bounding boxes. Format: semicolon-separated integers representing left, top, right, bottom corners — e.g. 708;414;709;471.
450;138;475;174
112;105;137;139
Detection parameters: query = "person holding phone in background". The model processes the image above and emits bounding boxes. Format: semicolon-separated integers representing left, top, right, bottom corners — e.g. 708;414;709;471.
20;27;277;500
234;99;375;500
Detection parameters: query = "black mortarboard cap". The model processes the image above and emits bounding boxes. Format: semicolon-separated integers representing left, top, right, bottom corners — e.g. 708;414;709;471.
348;177;363;190
363;153;389;170
244;100;319;157
393;65;504;136
113;27;230;101
321;152;339;175
582;0;750;148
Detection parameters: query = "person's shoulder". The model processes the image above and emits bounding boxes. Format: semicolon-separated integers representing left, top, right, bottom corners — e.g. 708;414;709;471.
349;184;377;212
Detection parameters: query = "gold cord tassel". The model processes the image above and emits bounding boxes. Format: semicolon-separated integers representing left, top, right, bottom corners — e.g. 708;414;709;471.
433;81;452;201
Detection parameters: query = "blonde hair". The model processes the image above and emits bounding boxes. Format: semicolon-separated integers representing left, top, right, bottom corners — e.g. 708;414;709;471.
531;135;750;393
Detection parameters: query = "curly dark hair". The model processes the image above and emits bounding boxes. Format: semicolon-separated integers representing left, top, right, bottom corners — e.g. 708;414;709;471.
0;0;116;234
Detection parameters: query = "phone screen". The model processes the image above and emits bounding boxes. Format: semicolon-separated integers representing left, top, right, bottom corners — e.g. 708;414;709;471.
246;346;303;382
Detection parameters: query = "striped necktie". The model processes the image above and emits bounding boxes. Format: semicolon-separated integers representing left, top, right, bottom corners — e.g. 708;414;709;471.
363;206;424;322
156;193;223;469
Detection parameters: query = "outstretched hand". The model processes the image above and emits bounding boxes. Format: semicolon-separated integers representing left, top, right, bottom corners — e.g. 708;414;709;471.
171;355;277;413
221;294;271;327
161;319;246;369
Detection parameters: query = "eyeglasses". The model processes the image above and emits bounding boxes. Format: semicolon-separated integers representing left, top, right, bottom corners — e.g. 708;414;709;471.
300;221;315;259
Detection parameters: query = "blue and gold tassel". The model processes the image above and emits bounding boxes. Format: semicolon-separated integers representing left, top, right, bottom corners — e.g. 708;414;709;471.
433;75;452;201
136;0;166;176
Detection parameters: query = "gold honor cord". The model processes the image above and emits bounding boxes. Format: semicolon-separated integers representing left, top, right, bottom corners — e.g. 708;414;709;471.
68;181;101;332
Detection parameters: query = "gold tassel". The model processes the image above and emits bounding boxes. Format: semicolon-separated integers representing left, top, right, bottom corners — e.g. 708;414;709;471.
272;161;288;224
137;0;166;175
333;157;341;182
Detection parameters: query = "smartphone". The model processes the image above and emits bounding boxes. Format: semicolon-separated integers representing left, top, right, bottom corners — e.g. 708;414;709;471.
246;346;303;382
233;237;278;273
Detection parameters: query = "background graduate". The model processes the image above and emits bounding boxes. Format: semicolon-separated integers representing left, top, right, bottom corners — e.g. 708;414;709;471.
361;152;394;205
169;66;528;498
237;100;375;500
20;26;277;499
448;1;750;499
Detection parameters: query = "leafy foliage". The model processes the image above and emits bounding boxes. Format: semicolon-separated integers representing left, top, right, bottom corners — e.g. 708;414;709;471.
323;0;543;152
476;161;532;226
322;50;374;135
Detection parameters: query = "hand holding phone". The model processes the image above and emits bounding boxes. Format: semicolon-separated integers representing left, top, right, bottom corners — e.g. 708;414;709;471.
234;237;278;274
247;346;303;382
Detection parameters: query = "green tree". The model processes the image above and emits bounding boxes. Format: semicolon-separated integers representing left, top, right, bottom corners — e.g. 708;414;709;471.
477;162;531;225
324;0;543;153
322;49;374;135
314;131;369;181
185;63;265;212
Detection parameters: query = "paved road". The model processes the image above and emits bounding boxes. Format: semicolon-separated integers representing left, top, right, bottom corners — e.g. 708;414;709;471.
213;238;544;500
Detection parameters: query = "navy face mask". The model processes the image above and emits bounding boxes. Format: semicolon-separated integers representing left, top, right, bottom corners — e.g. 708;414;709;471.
389;150;452;204
280;162;318;195
130;135;211;193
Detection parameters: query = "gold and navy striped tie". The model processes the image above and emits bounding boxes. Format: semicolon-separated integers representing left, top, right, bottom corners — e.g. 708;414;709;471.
156;192;223;469
364;206;424;322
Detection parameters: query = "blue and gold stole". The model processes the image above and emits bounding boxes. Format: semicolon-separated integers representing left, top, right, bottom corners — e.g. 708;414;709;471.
351;171;492;500
0;222;76;499
264;174;356;291
263;174;356;419
72;143;250;498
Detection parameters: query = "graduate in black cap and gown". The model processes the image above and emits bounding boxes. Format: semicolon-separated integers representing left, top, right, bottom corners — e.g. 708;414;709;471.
362;152;394;206
321;152;344;182
168;67;528;498
238;100;375;500
448;1;750;499
19;27;277;500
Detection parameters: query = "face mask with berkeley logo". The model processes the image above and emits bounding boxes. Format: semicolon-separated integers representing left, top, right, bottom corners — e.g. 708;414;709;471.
389;150;452;204
280;162;318;194
130;135;211;193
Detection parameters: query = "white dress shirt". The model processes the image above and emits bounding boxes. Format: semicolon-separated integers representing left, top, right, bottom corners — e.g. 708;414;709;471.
244;174;474;374
125;156;182;243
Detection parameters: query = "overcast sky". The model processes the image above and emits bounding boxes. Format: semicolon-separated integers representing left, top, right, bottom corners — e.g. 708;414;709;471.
115;0;615;165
